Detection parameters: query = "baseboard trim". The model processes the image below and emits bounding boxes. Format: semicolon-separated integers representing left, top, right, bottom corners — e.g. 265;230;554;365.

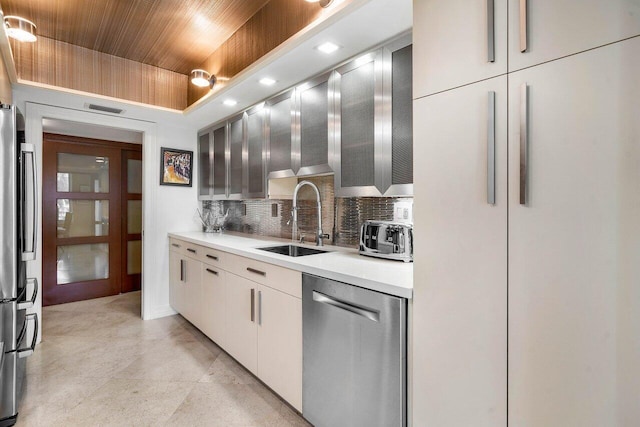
144;304;177;320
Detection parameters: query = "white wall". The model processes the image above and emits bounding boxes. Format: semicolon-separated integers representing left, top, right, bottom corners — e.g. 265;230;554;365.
13;85;202;332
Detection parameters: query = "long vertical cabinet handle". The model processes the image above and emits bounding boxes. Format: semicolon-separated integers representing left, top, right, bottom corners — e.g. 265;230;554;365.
180;260;185;282
487;91;496;205
520;83;529;205
21;144;37;261
250;289;255;322
487;0;495;62
257;290;262;325
520;0;528;52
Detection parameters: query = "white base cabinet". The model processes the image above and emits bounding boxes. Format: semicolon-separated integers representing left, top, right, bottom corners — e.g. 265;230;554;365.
168;237;303;412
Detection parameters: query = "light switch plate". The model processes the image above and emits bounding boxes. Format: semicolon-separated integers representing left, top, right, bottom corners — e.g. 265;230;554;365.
393;200;413;223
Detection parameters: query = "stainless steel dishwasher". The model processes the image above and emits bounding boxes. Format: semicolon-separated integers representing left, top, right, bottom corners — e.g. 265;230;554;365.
302;273;407;427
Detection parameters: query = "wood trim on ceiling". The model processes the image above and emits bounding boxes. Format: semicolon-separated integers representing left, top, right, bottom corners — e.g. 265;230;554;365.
11;37;188;110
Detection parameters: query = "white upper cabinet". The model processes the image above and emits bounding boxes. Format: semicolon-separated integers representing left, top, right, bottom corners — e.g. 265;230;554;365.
413;0;508;98
508;0;640;72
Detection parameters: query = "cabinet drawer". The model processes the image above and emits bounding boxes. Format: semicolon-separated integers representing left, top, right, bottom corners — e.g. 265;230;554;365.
198;246;226;267
225;253;301;299
169;238;201;259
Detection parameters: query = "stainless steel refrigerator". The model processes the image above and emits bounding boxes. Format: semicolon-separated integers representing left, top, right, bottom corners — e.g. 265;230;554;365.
0;105;38;427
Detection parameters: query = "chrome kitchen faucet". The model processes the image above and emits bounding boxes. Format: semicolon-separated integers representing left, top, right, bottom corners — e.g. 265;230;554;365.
290;180;329;246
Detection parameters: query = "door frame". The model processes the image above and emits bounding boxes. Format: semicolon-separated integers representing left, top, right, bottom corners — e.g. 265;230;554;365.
24;103;162;342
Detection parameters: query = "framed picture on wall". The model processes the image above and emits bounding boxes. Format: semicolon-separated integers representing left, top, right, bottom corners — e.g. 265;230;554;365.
160;147;193;186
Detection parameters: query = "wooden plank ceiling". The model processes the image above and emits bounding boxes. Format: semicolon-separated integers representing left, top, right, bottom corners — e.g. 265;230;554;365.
2;0;270;74
3;0;326;109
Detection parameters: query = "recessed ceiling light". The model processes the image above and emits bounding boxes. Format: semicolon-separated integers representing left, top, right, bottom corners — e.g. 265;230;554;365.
223;99;238;107
259;77;277;86
316;42;340;54
4;16;37;43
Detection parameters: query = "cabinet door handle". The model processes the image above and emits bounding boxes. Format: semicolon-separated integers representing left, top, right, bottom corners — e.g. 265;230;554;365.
520;83;529;205
246;267;266;277
487;0;495;62
205;268;218;276
171;243;180;248
206;254;218;261
187;248;197;254
180;259;185;282
250;289;256;322
257;291;262;325
487;91;496;205
520;0;528;52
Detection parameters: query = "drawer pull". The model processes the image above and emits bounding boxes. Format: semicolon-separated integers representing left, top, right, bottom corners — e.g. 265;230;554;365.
246;267;266;277
206;254;218;261
206;268;219;276
171;243;180;248
187;248;197;254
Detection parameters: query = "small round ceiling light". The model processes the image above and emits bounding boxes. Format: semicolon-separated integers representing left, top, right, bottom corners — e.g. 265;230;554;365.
4;16;37;43
305;0;335;7
190;69;217;88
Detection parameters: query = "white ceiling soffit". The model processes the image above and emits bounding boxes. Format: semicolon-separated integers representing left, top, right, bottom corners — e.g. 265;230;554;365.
42;118;143;144
183;0;412;129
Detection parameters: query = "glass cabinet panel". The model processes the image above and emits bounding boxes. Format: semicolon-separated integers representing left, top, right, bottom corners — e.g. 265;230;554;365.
198;131;212;199
297;73;333;176
212;125;227;197
267;91;295;178
244;106;266;198
228;115;244;198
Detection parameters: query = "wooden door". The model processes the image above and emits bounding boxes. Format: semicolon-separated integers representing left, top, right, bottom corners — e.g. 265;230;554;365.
508;38;640;426
413;0;507;98
412;76;508;426
43;135;122;305
225;272;257;374
507;0;640;72
121;149;142;293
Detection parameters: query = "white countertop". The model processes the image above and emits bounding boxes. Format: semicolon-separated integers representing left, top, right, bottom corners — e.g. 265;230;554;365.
168;231;413;299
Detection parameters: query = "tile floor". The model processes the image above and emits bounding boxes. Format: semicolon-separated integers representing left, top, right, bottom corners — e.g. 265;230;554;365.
17;292;310;427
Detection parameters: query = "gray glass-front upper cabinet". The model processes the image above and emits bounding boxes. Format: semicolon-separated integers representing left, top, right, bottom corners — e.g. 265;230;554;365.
296;72;334;176
244;105;266;198
211;124;227;199
198;130;213;200
334;38;413;197
387;39;413;196
266;90;296;179
227;114;244;199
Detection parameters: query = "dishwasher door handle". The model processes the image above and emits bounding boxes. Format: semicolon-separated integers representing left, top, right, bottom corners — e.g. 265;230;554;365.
312;291;380;322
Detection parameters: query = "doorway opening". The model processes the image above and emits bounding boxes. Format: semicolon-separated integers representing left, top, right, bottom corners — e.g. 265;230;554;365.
41;130;143;306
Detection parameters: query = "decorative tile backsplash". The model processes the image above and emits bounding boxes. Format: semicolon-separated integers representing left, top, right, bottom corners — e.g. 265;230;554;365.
202;176;412;249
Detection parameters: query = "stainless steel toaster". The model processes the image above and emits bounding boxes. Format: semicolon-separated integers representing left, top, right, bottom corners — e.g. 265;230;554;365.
359;220;413;262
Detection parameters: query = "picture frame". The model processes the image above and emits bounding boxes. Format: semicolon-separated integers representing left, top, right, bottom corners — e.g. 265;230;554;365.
159;147;193;187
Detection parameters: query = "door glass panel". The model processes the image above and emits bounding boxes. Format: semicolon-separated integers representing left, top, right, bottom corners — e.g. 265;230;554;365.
127;159;143;194
57;243;109;284
56;199;109;237
57;153;109;192
127;200;142;234
127;240;142;275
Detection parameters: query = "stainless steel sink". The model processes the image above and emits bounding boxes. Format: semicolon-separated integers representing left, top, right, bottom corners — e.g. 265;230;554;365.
257;245;328;257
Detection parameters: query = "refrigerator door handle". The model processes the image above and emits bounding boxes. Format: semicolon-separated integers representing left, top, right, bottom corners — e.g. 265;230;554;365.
17;278;38;310
21;143;37;261
17;313;38;358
